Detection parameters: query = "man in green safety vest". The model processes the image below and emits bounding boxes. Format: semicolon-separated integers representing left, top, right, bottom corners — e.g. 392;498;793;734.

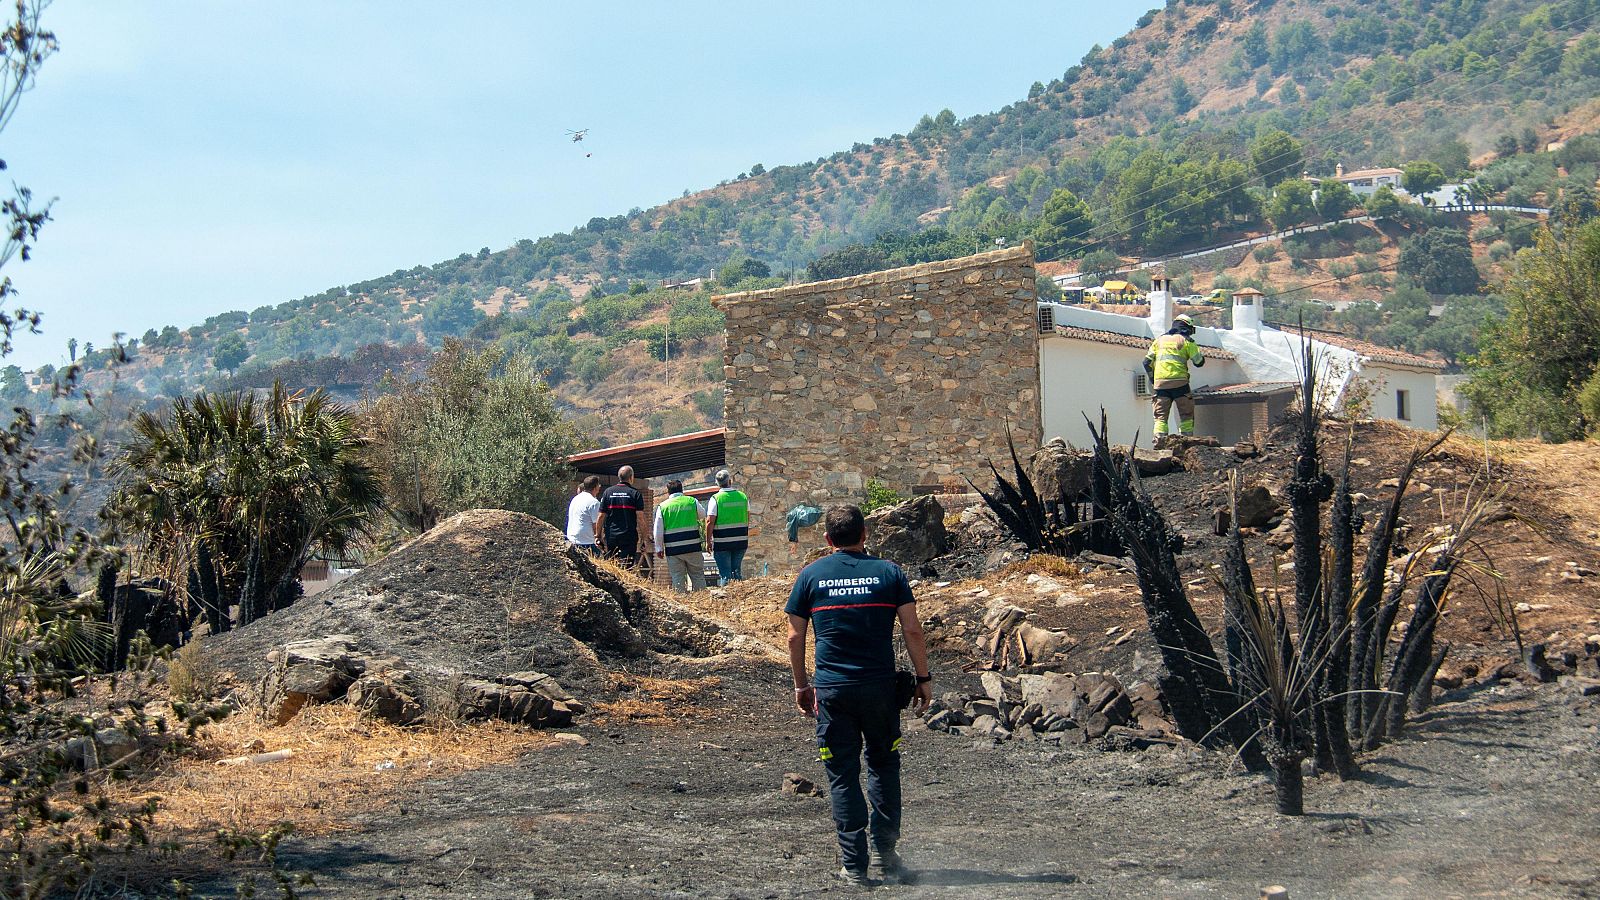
706;468;749;586
1143;314;1205;446
653;479;708;593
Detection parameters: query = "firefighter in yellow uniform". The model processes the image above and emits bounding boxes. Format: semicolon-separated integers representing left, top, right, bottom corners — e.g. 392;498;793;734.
1144;314;1205;444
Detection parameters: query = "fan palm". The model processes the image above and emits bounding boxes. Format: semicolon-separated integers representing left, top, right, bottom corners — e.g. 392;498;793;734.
111;382;382;632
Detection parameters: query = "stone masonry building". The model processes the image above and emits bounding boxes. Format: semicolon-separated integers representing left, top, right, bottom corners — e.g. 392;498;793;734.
714;244;1041;571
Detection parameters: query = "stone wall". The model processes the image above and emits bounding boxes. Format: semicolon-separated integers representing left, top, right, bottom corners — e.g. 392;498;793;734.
714;244;1041;571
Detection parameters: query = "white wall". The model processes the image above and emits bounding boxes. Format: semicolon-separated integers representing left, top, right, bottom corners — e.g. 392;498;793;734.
1040;336;1248;447
1359;364;1439;431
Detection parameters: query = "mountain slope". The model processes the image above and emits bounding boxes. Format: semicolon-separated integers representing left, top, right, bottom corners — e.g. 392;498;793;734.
64;0;1600;442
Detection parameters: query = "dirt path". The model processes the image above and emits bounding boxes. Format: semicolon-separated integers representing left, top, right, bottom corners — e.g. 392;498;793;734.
229;664;1598;900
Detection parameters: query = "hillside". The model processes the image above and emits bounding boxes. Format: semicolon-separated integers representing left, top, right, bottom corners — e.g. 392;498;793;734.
51;0;1600;444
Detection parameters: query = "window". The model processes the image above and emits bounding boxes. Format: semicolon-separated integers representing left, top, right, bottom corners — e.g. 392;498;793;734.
1395;389;1410;421
1134;373;1151;396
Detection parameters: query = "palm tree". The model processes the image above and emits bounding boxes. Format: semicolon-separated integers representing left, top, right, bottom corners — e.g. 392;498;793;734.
111;382;382;633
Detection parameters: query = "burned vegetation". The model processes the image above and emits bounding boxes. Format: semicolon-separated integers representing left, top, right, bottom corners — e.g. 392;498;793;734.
955;344;1521;816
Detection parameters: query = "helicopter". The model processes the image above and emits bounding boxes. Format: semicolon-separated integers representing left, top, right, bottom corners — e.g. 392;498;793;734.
566;129;588;142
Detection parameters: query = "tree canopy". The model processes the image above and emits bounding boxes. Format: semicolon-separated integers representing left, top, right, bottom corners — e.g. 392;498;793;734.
1398;228;1480;295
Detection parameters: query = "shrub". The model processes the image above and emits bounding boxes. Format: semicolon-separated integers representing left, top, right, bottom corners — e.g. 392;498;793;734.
1488;240;1514;261
1353;235;1383;255
863;478;907;514
168;641;224;703
1253;244;1281;262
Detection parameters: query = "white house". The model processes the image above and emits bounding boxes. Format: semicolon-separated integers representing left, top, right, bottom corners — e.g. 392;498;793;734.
1331;163;1404;195
1036;282;1443;448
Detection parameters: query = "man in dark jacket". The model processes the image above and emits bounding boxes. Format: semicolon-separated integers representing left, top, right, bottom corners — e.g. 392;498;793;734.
786;505;932;887
597;465;645;566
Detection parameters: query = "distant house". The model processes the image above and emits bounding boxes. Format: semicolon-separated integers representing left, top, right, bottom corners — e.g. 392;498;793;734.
662;276;709;291
1036;283;1444;447
1099;280;1142;302
1332;163;1404;195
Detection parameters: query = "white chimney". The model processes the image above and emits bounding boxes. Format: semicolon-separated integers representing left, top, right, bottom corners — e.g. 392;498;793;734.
1231;288;1265;333
1148;274;1174;335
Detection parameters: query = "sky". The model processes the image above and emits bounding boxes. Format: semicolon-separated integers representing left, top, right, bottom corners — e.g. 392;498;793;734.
6;1;1149;369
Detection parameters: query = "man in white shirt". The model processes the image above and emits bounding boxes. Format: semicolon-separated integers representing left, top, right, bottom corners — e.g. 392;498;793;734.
565;476;603;552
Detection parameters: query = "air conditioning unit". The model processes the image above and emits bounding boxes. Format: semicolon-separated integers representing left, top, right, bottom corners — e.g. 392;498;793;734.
1134;373;1151;397
1037;304;1056;335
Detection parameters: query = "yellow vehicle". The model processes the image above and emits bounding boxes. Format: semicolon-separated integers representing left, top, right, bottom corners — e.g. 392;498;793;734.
1101;280;1142;302
1206;288;1231;305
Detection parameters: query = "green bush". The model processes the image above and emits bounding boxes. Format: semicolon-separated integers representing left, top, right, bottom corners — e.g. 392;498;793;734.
863;478;907;514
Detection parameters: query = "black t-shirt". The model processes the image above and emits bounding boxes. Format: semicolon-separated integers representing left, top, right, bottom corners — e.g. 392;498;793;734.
785;551;916;687
599;483;644;541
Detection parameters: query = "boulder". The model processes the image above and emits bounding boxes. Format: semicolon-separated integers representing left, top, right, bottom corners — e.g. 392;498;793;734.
1029;439;1091;501
865;495;949;567
980;672;1021;705
1235;485;1282;529
455;675;578;728
347;670;425;726
1019;672;1079;712
980;600;1076;668
264;635;366;725
1131;449;1178;476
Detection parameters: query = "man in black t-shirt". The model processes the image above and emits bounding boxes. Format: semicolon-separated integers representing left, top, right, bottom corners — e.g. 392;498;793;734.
786;505;932;887
597;466;645;566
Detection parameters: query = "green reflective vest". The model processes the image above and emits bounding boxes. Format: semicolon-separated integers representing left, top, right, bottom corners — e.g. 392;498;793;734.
1145;333;1204;384
660;493;702;557
710;489;749;552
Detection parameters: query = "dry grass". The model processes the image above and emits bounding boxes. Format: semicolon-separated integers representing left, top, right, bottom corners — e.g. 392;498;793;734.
592;674;725;726
998;554;1082;581
111;704;553;842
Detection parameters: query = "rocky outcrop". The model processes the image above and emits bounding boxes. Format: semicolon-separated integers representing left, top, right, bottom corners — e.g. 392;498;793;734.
925;670;1174;746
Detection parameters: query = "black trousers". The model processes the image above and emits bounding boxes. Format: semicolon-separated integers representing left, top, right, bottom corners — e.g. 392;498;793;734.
815;680;902;871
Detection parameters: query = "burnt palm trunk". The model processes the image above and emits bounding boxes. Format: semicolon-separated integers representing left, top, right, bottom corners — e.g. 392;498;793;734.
195;543;230;634
1272;749;1305;816
1090;418;1267;771
1320;442;1358;779
1347;435;1446;739
1222;475;1265;763
1286;343;1334;772
1383;566;1455;737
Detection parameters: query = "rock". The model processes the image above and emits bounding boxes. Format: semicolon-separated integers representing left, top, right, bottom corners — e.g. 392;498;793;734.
1232;440;1259;459
968;714;1009;739
264;635;366;725
347;671;425;726
1525;643;1558;683
781;772;824;797
455;676;578;728
1563;677;1600;697
1029;439;1092;501
1131;449;1177;476
966;699;1000;720
1212;508;1232;536
925;709;956;731
865;495;949;567
1235;485;1282;529
980;672;1021;704
65;728;141;771
1018;672;1078;712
